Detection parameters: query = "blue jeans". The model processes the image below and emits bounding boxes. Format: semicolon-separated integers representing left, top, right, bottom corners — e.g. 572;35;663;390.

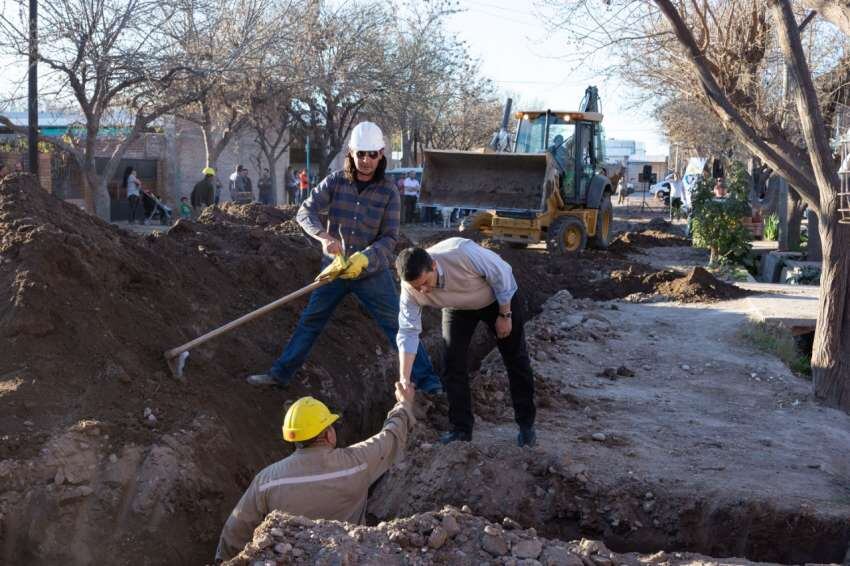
270;269;440;389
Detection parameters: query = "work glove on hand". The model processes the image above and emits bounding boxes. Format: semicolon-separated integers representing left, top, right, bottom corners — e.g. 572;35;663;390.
339;251;368;279
315;254;350;282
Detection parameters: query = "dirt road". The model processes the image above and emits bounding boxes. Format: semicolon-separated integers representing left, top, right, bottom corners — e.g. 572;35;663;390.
369;259;850;564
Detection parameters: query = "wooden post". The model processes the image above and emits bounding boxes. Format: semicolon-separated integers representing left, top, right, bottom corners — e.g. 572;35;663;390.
27;0;38;177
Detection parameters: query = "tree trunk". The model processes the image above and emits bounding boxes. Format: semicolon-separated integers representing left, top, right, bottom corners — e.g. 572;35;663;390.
402;130;414;167
81;172;96;215
94;177;111;220
811;212;850;410
787;187;806;251
776;176;790;251
806;208;823;261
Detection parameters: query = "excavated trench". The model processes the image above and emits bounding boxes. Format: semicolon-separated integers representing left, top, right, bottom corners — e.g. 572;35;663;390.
1;177;846;564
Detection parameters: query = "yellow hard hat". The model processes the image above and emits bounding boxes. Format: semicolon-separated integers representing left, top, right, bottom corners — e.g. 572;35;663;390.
202;166;216;176
282;397;339;442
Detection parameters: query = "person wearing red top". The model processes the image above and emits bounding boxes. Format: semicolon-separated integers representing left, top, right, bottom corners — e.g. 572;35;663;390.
299;169;309;204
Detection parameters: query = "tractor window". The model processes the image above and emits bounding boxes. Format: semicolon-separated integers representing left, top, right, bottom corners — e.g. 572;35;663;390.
515;114;575;154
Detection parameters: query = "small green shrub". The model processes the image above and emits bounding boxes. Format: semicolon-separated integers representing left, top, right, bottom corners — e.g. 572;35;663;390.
690;167;752;265
763;213;779;241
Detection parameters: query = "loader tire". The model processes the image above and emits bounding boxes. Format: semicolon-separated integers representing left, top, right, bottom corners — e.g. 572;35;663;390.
459;211;493;236
547;216;587;255
589;195;613;249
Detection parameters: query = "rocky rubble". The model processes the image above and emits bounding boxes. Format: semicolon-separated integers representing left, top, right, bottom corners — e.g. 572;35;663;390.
227;506;772;566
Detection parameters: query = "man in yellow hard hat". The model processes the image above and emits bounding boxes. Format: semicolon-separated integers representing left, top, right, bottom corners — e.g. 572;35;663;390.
214;379;416;561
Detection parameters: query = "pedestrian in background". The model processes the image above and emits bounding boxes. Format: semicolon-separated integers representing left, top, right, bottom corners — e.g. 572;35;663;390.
298;169;309;204
286;167;299;204
402;171;420;223
191;167;216;214
122;166;142;224
616;177;626;205
258;168;273;205
179;197;192;220
231;165;254;204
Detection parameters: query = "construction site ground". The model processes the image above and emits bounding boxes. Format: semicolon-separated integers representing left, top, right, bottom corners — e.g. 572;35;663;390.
1;175;848;565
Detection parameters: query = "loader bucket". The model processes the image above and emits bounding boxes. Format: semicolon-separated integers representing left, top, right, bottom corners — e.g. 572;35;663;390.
420;149;556;212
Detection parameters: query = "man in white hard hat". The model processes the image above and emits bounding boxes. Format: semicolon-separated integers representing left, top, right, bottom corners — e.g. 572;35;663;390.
215;379;416;561
247;121;443;394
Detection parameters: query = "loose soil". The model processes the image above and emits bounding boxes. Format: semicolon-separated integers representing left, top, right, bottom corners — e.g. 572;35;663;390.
658;266;750;303
369;291;850;564
608;230;691;254
228;506;785;566
2;176;846;565
0;175;399;564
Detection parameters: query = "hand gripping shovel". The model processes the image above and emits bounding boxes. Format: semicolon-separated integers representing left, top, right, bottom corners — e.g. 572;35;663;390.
164;276;331;381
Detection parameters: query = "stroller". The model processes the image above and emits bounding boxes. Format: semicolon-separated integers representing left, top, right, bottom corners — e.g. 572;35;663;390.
141;191;173;225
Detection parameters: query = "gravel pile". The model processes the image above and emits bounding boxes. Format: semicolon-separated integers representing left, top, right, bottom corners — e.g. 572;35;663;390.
226;505;765;566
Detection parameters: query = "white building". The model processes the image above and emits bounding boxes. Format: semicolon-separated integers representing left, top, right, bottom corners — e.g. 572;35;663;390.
604;138;668;188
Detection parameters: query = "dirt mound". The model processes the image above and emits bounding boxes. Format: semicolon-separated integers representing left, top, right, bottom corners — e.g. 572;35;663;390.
229;506;763;566
608;229;690;254
0;175;400;564
197;201;298;224
198;202;304;235
658;267;749;303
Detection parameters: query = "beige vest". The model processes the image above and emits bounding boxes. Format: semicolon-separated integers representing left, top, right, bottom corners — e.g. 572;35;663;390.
404;238;496;310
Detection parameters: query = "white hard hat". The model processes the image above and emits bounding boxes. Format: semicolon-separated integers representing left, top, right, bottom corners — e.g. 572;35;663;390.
349;122;385;152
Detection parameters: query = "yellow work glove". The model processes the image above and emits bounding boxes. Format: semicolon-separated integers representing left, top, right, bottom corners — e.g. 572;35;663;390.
339;251;369;279
315;254;350;282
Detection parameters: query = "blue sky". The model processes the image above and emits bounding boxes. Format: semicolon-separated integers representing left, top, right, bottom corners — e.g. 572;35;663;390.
445;0;668;155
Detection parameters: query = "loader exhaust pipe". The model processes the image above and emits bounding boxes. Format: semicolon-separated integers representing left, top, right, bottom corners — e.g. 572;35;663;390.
488;98;513;152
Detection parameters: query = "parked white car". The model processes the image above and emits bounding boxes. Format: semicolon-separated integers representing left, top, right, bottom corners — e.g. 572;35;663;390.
649;180;673;199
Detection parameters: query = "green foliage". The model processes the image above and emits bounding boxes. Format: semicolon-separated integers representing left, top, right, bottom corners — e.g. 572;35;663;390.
763;213;779;241
0;139;53;154
690;165;752;265
740;321;812;376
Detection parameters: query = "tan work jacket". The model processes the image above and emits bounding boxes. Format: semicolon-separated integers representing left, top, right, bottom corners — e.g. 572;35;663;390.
215;402;414;561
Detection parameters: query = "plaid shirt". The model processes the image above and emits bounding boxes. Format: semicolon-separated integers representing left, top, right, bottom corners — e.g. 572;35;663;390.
297;171;400;276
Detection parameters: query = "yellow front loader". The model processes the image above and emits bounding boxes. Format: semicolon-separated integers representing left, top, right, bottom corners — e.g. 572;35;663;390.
420;86;614;254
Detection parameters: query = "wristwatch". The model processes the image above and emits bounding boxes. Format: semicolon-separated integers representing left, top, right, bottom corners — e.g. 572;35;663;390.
498;312;512;319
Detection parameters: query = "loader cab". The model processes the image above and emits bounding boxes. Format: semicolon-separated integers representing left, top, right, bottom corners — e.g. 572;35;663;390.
513;110;604;203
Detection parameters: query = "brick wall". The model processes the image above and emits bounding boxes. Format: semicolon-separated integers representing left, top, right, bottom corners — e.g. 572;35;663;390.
0;152;53;192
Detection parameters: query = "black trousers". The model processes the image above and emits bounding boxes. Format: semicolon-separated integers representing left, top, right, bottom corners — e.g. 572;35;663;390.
441;293;535;434
403;195;417;223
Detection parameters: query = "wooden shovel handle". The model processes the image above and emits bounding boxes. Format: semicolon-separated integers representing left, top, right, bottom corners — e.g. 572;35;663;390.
164;278;330;360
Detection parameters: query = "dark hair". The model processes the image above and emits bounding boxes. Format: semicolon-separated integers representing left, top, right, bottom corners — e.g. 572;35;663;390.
396;247;433;282
343;153;386;183
293;425;332;449
122;166;134;189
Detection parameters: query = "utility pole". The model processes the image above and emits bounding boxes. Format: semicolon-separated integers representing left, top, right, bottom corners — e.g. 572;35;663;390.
27;0;39;177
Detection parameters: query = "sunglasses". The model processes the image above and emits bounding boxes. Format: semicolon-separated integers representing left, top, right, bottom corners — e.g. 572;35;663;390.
356;151;380;159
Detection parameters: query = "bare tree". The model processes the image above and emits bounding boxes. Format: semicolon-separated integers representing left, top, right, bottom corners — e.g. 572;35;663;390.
0;0;211;217
542;0;850;409
654;97;744;160
420;80;504;152
248;77;298;204
168;0;290;174
289;1;392;174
